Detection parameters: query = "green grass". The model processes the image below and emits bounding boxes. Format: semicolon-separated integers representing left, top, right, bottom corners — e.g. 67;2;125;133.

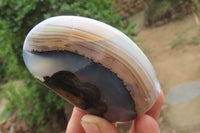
171;33;200;49
171;32;186;49
190;36;199;45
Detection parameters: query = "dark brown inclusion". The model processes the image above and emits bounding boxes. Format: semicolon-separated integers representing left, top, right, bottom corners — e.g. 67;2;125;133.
43;70;107;117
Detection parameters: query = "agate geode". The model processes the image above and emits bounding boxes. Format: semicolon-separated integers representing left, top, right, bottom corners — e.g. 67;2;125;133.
23;16;160;122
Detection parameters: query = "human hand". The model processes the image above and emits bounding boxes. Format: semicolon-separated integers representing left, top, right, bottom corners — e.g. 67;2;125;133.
66;90;164;133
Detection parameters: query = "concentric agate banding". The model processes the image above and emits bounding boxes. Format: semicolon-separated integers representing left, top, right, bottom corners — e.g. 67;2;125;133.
23;16;160;122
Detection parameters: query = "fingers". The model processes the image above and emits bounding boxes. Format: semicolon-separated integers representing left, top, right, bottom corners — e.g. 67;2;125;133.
66;107;86;133
81;114;118;133
131;114;160;133
67;108;118;133
129;90;163;133
146;90;164;120
67;90;164;133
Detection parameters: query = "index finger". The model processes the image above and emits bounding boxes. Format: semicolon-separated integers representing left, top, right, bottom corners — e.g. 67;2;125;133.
66;107;86;133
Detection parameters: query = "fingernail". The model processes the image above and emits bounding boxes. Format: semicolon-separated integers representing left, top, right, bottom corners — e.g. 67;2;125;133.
81;116;100;133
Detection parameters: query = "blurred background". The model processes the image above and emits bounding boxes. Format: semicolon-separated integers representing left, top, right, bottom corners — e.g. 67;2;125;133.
0;0;200;133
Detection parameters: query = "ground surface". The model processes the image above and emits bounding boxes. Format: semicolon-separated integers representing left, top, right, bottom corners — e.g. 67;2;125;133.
135;15;200;133
136;15;200;93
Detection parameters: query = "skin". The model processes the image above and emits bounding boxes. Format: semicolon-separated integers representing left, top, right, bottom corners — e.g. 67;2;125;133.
66;90;164;133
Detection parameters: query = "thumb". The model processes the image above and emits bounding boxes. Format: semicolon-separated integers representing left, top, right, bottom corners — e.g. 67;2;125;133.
81;114;118;133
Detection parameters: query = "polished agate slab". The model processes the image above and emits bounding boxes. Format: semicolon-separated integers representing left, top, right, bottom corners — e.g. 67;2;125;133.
23;16;160;122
